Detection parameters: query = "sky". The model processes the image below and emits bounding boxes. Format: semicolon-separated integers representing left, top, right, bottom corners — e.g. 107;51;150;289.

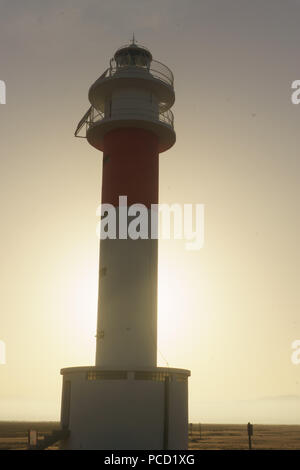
0;0;300;424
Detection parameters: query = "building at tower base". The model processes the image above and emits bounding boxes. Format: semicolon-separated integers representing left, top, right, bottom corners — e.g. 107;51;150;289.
60;366;189;450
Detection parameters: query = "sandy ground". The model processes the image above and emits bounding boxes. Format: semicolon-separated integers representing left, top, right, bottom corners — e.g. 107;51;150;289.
188;423;300;450
0;422;300;450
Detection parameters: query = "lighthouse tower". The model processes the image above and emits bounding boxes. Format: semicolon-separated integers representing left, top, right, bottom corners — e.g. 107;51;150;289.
60;39;190;450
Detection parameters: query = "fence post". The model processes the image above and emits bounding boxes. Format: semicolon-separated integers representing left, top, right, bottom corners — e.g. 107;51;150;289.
163;376;170;450
247;422;253;450
28;429;38;449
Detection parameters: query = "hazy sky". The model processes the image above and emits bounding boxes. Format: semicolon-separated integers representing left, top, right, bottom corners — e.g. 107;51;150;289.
0;0;300;424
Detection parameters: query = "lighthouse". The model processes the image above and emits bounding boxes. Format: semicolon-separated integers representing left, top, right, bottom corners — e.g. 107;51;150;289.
60;39;190;450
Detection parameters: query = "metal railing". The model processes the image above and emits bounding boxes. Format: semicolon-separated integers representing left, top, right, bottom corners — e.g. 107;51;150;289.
94;59;174;88
74;106;104;138
75;106;174;138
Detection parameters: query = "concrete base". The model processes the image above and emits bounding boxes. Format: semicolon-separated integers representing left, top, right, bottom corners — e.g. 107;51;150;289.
60;366;190;450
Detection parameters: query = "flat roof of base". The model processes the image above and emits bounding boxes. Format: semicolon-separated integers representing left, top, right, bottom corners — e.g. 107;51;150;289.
61;366;191;376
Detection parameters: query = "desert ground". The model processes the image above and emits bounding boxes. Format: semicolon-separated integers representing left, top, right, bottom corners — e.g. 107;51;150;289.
0;422;299;450
188;423;300;450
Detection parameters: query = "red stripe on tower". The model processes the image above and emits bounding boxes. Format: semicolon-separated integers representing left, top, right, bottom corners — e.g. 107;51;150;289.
102;127;159;208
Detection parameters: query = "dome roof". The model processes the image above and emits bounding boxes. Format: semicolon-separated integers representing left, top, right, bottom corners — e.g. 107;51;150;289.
113;41;153;67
